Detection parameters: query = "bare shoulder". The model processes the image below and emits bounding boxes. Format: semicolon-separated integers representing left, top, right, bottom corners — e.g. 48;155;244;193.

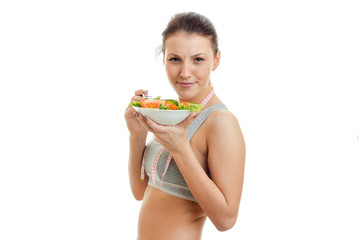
204;108;245;153
207;108;237;122
206;109;242;135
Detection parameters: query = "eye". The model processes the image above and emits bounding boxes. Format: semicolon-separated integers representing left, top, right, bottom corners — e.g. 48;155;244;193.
169;57;181;62
194;57;204;62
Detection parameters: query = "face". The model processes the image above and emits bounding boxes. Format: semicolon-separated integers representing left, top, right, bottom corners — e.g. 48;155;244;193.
163;31;221;103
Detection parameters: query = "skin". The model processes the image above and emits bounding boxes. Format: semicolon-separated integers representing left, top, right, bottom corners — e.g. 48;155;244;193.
124;31;246;240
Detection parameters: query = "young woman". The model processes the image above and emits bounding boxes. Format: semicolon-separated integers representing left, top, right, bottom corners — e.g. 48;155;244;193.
125;12;246;240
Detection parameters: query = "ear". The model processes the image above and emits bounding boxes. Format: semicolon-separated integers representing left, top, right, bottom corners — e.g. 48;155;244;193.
162;49;166;65
212;50;221;71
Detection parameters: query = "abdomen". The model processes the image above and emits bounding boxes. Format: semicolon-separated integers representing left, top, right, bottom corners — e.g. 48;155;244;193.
137;186;206;240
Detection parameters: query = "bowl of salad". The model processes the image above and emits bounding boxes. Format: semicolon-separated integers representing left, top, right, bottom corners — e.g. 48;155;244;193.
129;97;203;125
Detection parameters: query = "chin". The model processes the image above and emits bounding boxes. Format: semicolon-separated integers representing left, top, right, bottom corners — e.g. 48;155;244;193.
171;83;203;102
176;90;197;102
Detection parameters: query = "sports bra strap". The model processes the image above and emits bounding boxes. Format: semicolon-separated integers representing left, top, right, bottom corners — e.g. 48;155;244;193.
187;103;227;141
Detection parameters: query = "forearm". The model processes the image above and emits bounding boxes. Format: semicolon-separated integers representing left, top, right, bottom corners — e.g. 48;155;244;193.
128;134;148;201
170;143;235;230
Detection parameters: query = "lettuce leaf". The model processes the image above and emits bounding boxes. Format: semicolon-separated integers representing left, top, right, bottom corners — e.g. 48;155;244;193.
178;103;204;112
129;101;141;107
164;99;179;106
159;103;170;110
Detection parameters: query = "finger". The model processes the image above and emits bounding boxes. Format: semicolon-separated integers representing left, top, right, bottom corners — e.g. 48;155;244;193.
135;89;148;96
137;119;150;132
131;96;143;102
125;105;137;117
142;115;168;133
178;112;198;128
135;114;154;133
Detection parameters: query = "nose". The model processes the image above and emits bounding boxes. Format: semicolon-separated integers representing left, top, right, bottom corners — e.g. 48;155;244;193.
180;61;191;79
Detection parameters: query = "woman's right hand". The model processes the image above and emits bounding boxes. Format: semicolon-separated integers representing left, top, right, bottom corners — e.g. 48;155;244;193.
124;89;148;137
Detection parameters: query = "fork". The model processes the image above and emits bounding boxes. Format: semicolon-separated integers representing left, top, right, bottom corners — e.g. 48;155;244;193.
142;94;160;100
142;94;152;99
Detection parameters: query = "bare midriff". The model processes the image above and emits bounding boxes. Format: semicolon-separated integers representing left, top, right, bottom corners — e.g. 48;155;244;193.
137;186;207;240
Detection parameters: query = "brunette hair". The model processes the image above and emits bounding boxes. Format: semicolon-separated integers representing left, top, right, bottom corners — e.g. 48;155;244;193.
160;12;219;56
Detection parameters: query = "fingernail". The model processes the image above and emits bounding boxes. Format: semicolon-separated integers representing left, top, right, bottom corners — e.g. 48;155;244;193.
134;113;139;117
143;116;148;121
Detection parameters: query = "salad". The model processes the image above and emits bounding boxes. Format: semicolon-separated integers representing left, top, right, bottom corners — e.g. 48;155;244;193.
129;97;203;112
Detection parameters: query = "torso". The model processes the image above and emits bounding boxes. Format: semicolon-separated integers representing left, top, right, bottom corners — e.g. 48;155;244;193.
138;187;206;240
138;98;223;240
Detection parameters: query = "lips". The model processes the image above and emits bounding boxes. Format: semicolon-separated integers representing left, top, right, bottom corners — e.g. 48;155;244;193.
177;82;195;88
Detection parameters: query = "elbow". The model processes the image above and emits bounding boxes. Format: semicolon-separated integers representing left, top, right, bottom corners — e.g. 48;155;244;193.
214;216;237;232
131;188;145;201
133;194;143;201
132;191;144;201
129;182;146;201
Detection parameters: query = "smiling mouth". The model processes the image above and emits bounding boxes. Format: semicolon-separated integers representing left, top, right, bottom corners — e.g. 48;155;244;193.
177;82;195;88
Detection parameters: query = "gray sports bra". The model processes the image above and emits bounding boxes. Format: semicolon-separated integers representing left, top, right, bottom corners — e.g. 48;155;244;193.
143;103;227;202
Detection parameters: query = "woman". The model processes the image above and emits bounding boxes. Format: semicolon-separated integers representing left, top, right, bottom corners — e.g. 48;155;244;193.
125;12;245;240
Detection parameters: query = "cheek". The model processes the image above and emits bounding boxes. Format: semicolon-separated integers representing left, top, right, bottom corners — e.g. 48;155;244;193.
165;65;178;79
195;65;212;78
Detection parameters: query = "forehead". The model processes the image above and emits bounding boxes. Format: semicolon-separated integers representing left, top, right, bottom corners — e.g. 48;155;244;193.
164;31;213;55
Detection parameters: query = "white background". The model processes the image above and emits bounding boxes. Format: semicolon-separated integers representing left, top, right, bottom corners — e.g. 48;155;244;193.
1;0;359;239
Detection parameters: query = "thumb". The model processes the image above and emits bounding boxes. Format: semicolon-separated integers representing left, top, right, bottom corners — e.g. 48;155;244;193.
178;112;198;128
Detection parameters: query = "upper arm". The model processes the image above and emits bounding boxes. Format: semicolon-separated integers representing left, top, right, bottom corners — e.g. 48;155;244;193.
206;110;246;213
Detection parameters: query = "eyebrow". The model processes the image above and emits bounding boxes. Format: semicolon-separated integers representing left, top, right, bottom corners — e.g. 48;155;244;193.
192;53;207;57
167;53;207;57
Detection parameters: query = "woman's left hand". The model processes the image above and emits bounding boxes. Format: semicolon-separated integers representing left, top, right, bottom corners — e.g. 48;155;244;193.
135;112;198;154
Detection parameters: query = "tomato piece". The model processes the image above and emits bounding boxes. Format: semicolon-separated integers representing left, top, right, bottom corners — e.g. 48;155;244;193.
167;104;178;110
180;102;189;106
141;100;148;108
141;99;166;109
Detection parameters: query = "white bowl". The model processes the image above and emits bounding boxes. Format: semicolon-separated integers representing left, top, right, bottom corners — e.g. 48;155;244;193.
133;107;191;125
